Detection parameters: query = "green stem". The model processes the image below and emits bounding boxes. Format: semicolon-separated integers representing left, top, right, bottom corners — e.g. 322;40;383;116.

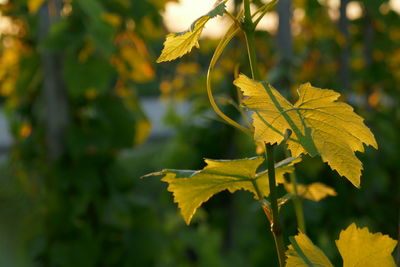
242;0;286;265
243;5;260;79
265;145;286;267
283;138;306;233
288;171;306;233
244;0;252;24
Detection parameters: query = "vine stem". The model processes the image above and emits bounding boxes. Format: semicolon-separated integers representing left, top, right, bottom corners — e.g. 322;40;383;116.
284;149;306;233
242;0;286;265
288;171;306;233
265;145;286;267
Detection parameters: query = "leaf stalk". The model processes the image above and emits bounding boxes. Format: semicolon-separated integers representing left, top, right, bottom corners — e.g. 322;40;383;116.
206;11;252;135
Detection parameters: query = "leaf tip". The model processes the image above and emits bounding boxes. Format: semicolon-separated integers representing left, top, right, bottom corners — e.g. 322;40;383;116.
183;214;193;225
156;50;170;63
155;57;164;63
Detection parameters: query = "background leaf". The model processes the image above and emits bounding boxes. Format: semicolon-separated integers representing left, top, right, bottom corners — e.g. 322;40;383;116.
284;182;337;202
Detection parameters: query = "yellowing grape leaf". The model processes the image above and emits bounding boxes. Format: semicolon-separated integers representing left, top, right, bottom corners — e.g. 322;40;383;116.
336;223;397;267
286;232;334;267
134;119;152;145
143;156;299;224
286;223;397;267
101;13;122;27
284;182;337;202
233;74;378;187
113;31;155;83
157;0;226;63
28;0;46;14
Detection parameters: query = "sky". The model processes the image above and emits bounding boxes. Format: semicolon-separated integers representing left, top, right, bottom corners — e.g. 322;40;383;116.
162;0;235;38
163;0;400;38
162;0;277;38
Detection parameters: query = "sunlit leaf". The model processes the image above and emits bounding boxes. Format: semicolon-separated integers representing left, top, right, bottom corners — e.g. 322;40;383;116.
284;182;337;201
157;0;226;62
286;224;397;267
143;157;298;224
336;223;397;267
286;232;334;267
234;74;378;187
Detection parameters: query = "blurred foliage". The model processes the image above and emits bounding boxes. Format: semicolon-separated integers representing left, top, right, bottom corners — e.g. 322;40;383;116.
0;0;399;266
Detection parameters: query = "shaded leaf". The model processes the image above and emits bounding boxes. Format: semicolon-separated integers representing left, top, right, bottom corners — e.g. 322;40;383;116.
144;157;298;224
286;232;334;267
77;0;115;55
157;0;226;62
284;182;337;202
64;55;114;97
234;74;378;187
336;223;397;267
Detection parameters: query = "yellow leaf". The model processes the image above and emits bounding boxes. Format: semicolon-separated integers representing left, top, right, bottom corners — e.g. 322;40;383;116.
20;123;32;138
286;232;334;267
101;13;122;27
336;223;397;267
85;88;98;99
157;1;226;62
287;224;397;267
134;119;152;145
144;156;298;224
114;31;155;82
284;182;337;201
157;16;209;63
234;74;378;187
28;0;46;14
78;40;95;63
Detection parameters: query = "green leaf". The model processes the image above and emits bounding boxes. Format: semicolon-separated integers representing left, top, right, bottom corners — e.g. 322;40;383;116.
144;156;298;224
77;0;105;22
234;74;378;187
64;55;114;97
156;0;226;62
76;0;115;55
336;223;397;267
286;232;334;267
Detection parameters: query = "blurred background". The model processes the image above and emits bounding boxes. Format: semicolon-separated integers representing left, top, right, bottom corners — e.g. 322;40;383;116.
0;0;399;266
